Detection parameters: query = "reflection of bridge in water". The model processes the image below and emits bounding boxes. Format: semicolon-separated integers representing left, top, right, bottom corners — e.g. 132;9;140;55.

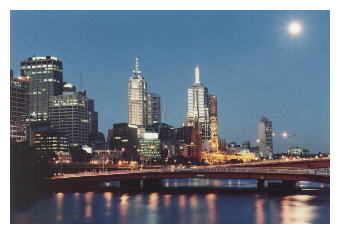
49;161;330;192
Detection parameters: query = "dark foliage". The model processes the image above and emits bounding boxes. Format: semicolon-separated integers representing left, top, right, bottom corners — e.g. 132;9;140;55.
10;140;55;195
70;146;93;163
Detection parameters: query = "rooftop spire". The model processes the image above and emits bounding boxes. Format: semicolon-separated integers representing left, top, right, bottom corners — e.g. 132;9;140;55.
134;57;140;73
195;65;200;84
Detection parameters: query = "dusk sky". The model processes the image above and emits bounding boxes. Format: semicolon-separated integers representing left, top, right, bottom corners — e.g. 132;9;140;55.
10;10;330;153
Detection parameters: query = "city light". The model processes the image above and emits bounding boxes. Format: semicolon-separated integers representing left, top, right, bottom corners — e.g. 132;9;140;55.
282;132;288;138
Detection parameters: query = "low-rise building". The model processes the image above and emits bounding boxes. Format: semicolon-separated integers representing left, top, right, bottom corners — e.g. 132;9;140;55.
33;127;69;152
287;146;310;156
139;132;161;159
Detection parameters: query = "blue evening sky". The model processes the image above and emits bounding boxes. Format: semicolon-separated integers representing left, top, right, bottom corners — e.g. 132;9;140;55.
10;11;329;153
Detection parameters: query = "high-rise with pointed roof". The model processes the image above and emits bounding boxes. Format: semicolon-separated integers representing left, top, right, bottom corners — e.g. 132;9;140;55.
187;65;210;141
128;58;148;128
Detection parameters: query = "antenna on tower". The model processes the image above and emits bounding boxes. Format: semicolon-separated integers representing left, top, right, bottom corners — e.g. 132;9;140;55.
135;57;139;72
80;72;83;91
163;105;166;123
195;64;200;84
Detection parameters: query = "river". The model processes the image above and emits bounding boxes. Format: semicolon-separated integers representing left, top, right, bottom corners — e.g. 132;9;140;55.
11;178;330;224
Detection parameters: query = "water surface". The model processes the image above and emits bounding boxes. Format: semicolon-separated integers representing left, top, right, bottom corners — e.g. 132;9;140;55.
11;178;330;224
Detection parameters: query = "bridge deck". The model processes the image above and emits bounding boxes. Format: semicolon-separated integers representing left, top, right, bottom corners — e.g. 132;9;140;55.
51;167;330;184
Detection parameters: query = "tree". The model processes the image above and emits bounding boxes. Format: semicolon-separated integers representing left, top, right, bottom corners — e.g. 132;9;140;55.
70;146;93;163
10;140;55;195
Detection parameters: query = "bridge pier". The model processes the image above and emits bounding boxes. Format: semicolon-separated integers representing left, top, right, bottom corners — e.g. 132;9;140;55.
267;180;300;192
119;179;142;189
142;179;163;190
257;179;268;191
281;180;300;189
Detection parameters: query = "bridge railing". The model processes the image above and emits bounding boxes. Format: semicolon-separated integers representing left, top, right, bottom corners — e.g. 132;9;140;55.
52;166;330;179
160;167;330;177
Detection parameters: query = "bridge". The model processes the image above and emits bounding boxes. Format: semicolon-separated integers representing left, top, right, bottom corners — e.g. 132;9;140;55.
48;165;330;192
53;157;330;173
235;157;330;169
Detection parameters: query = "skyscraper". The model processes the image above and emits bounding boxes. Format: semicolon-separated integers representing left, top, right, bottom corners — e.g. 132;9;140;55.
21;56;63;121
147;93;161;126
128;58;148;128
208;94;219;152
257;116;273;159
187;65;210;141
49;83;97;146
10;74;30;142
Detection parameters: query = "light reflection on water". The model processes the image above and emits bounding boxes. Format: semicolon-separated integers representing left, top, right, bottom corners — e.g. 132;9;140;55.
73;192;80;219
280;195;317;224
11;179;329;224
55;192;64;222
84;192;93;219
206;193;217;224
119;193;129;223
254;194;265;224
103;192;112;216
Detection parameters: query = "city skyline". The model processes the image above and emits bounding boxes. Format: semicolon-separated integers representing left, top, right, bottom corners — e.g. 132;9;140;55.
10;10;330;153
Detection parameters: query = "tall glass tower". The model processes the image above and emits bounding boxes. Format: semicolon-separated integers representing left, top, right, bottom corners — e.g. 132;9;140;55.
21;56;63;121
147;93;161;126
128;58;148;128
258;116;273;159
187;65;210;141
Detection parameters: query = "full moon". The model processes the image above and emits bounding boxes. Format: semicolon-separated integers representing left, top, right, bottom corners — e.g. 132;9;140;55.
288;21;302;35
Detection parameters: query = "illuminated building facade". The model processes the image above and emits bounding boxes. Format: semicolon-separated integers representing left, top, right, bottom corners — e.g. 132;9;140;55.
33;127;69;152
202;152;257;164
208;94;219;152
139;132;161;158
147;93;161;126
10;74;30;142
128;58;148;128
49;83;97;146
21;56;63;121
287;146;309;156
187;65;210;141
258;116;273;159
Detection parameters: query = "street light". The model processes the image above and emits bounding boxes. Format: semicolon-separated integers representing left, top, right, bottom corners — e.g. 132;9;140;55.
282;132;288;138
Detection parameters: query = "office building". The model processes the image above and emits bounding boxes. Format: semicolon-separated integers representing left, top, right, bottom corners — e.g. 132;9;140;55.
176;124;202;160
187;65;210;141
287;146;309;156
20;56;63;121
88;99;98;135
10;74;30;142
139;132;161;159
208;94;219;152
147;93;161;126
257;116;273;159
109;123;138;160
241;141;251;151
49;83;97;146
33;126;69;152
128;58;148;128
